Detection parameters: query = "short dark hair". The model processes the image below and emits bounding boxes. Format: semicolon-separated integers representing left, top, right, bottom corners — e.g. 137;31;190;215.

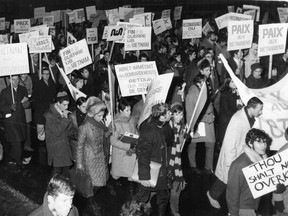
76;97;87;107
171;103;183;114
47;174;75;198
246;97;263;109
245;128;272;148
118;98;131;112
193;73;206;85
151;103;170;120
139;53;148;61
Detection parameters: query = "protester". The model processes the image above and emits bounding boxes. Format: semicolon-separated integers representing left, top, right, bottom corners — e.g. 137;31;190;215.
133;103;171;216
207;97;263;209
44;91;73;176
222;50;245;82
226;128;271;216
0;75;29;172
76;96;111;215
29;174;79;216
244;43;260;79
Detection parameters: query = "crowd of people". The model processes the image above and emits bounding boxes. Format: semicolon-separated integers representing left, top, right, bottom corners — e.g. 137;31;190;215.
1;3;288;216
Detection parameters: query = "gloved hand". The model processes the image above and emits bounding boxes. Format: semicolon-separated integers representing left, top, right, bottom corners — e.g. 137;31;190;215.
11;103;16;111
275;184;286;194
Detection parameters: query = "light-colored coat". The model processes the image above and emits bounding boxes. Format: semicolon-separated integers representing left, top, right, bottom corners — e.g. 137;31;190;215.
110;114;138;178
215;108;251;184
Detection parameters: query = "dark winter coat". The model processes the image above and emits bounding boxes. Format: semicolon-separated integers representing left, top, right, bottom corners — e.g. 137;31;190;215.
44;104;73;167
137;118;169;191
0;85;28;142
29;192;79;216
33;79;56;124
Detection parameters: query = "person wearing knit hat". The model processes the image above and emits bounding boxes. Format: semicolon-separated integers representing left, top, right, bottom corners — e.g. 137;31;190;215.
44;91;73;176
246;63;268;89
76;96;110;214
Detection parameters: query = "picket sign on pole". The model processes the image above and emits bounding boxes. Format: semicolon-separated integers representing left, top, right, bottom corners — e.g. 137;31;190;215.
142;94;146;103
9;75;15;104
268;54;273;79
39;53;42;80
108;41;115;132
91;44;95;71
9;35;12;44
30;54;35;74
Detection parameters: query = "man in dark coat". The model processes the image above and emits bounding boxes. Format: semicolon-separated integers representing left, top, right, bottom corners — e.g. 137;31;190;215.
133;103;172;216
44;92;72;176
0;75;29;168
29;174;79;216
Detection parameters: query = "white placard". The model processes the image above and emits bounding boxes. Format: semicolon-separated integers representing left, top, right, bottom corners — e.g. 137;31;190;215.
138;73;174;126
244;10;256;21
134;13;152;27
182;19;202;39
163;18;172;30
116;22;142;43
115;61;158;97
29;35;52;53
51;10;61;22
59;39;92;74
258;23;288;57
243;4;260;22
242;149;288;199
202;22;213;36
43;16;54;27
174;6;182;21
0;43;30;76
161;9;171;19
30;25;49;36
129;16;145;26
134;8;145;16
102;26;110;39
124;27;151;51
86;6;97;21
152;19;166;35
107;25;125;41
86;28;98;44
34;7;46;19
215;12;252;30
0;18;5;31
227;20;254;51
19;31;39;44
14;19;31;33
74;9;85;23
277;8;288;23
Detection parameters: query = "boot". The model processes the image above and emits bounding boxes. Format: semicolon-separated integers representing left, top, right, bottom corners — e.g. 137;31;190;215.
157;204;167;216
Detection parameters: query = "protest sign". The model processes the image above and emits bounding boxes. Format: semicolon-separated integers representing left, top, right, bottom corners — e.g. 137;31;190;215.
43;16;54;27
124;9;134;22
108;13;120;25
0;34;9;45
34;7;45;19
258;23;288;57
116;22;142;43
51;10;61;22
243;4;260;22
236;7;243;14
277;8;288;23
29;35;52;53
66;11;75;24
115;61;158;97
152;19;166;35
0;43;29;76
74;9;85;23
124;27;151;51
163;18;172;30
67;32;77;46
228;6;235;12
242;149;288;198
86;6;96;21
102;26;110;39
107;26;124;41
60;39;92;74
161;9;171;19
119;7;134;20
105;8;119;19
30;25;49;36
0;18;5;31
138;73;173;127
227;20;254;51
14;19;31;33
19;31;39;44
174;6;182;21
244;10;256;21
134;13;152;27
182;19;202;39
129;16;145;26
219;53;288;151
215;12;252;29
134;8;145;16
86;28;98;44
202;22;213;36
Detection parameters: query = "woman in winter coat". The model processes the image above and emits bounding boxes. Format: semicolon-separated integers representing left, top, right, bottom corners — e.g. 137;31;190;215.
76;96;111;214
68;97;87;161
110;98;138;180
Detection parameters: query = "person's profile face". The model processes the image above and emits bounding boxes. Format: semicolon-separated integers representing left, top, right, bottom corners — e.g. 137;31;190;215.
77;102;87;114
121;106;131;118
58;101;69;112
251;104;263;118
48;193;73;216
250;140;267;155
